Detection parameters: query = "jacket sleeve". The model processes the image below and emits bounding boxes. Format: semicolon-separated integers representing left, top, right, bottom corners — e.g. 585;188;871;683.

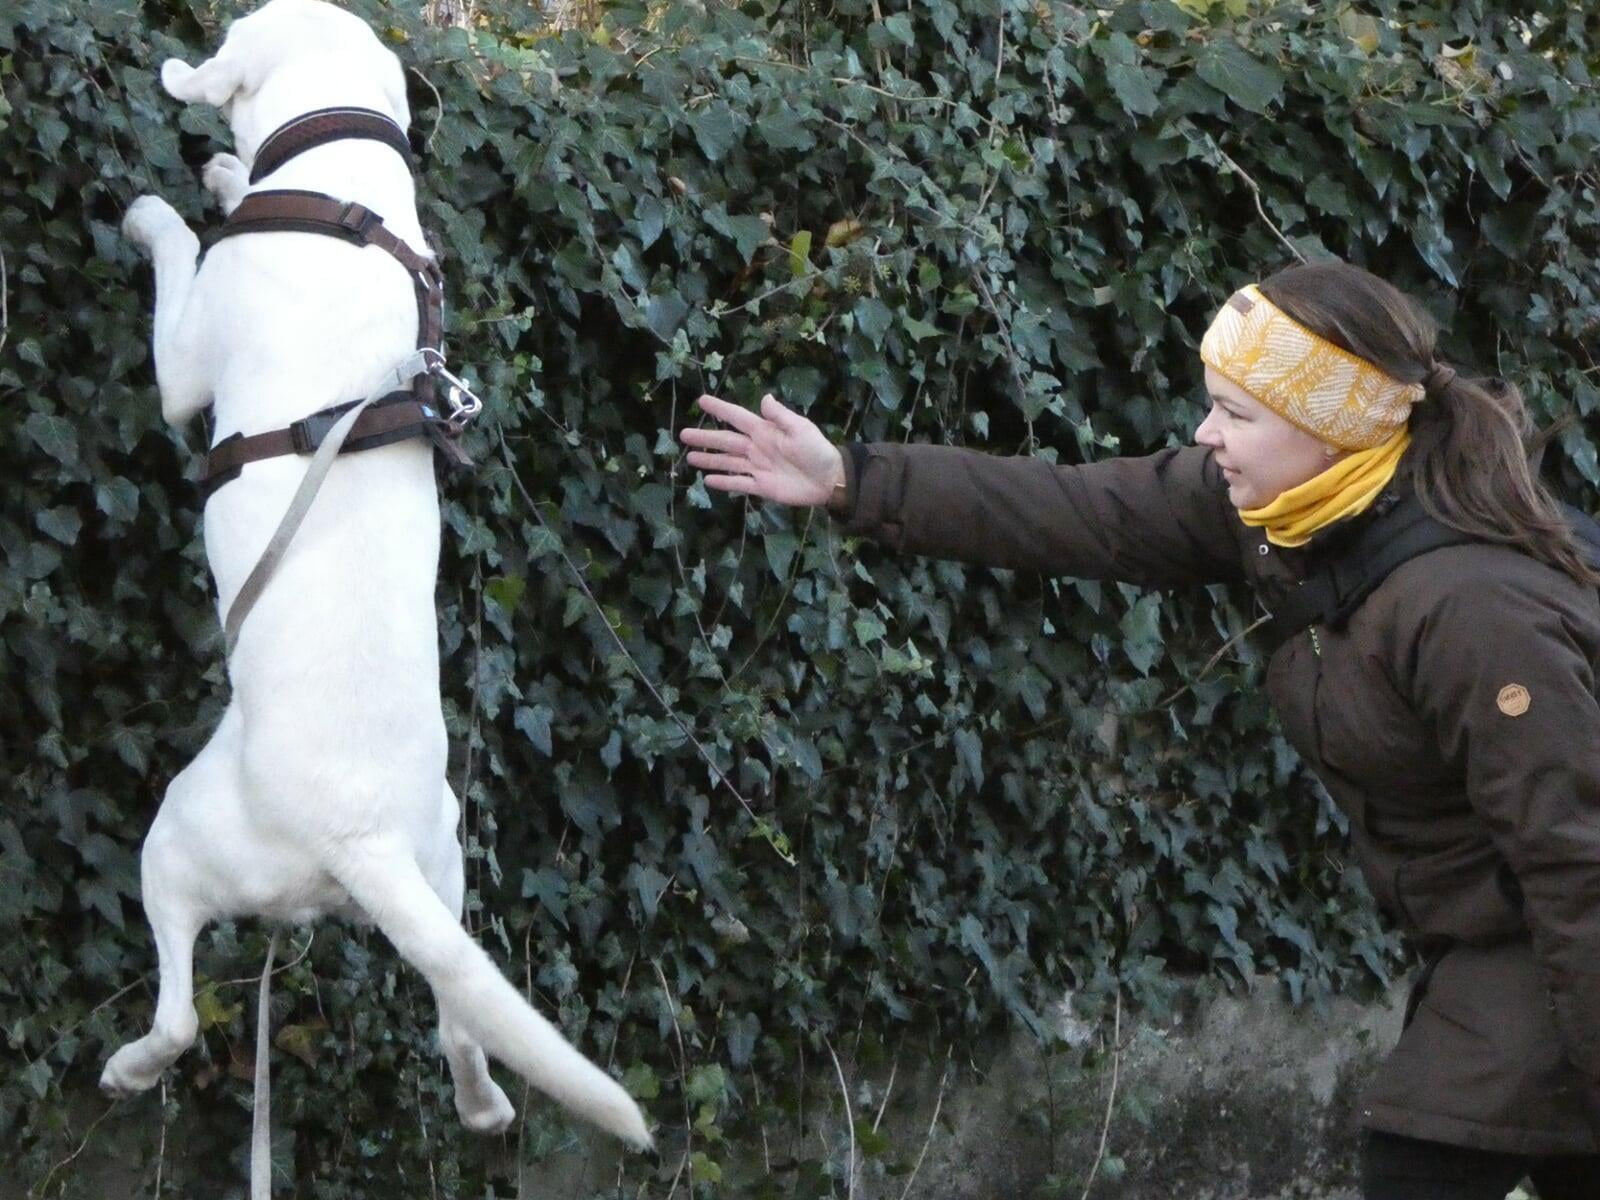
835;441;1247;588
1403;557;1600;1130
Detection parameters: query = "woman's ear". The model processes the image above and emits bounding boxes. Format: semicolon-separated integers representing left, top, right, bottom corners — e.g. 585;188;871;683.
161;54;245;108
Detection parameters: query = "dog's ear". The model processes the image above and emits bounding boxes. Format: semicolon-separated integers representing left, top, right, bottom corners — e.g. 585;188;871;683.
161;55;246;108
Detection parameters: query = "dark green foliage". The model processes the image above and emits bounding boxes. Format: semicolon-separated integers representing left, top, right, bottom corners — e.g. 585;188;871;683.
3;0;1597;1194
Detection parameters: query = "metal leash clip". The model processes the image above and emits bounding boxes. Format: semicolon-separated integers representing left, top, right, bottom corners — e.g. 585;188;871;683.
421;348;483;433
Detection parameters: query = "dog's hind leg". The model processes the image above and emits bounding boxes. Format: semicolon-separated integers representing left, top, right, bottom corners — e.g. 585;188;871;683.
122;194;210;427
425;786;515;1134
329;839;650;1148
100;821;207;1097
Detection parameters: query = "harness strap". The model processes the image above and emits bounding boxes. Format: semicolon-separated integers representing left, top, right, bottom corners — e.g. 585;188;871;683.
201;395;452;500
249;106;413;185
200;189;464;497
215;190;438;275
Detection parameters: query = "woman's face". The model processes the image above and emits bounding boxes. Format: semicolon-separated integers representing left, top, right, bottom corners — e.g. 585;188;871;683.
1194;366;1343;510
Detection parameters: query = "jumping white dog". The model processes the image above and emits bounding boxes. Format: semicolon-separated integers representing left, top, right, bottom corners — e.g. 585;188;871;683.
109;0;650;1149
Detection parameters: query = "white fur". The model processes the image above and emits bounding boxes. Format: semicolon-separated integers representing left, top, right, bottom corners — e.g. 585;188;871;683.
107;0;649;1150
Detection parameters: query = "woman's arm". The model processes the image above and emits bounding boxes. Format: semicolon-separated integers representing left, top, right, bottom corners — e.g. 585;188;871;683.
681;394;1247;589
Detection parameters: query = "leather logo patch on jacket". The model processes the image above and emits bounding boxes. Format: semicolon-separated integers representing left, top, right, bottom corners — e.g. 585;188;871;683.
1496;684;1532;717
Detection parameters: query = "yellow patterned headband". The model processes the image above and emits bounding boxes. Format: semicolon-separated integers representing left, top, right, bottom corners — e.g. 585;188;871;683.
1200;284;1423;450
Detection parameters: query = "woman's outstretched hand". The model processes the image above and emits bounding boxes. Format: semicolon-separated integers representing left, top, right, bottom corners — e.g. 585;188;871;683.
679;393;846;508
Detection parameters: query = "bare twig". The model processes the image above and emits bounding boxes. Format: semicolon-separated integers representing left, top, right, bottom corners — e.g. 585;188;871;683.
1079;993;1123;1200
414;1072;439;1200
752;1068;773;1175
155;1080;169;1197
34;1102;116;1198
974;13;1009;217
215;929;315;987
604;952;637;1071
1211;142;1305;263
652;959;693;1200
27;977;146;1071
730;56;962;106
826;1038;857;1200
496;426;795;864
1157;614;1273;709
896;1052;952;1200
0;243;9;359
871;1056;898;1133
407;65;446;154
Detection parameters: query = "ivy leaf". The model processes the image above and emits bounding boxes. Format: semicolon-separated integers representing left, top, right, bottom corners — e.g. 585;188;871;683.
23;412;78;466
787;229;812;278
514;704;554;756
521;866;570;927
1196;41;1285;114
953;728;984;791
763;529;798;580
690;104;740;161
35;506;82;545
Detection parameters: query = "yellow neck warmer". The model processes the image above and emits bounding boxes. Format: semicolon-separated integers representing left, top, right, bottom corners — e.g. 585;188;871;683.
1240;429;1411;548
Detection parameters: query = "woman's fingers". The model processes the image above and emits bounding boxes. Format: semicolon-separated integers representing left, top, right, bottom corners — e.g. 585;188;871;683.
759;392;799;432
679;427;750;453
703;473;761;495
685;450;752;473
697;394;766;436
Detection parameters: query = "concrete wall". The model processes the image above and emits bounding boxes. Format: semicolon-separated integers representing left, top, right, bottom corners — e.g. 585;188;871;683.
16;976;1414;1199
515;975;1410;1199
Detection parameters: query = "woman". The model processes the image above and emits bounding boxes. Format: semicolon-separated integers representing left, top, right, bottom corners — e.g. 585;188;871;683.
680;261;1600;1199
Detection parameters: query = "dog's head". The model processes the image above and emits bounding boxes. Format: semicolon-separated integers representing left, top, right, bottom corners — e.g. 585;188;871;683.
161;0;410;161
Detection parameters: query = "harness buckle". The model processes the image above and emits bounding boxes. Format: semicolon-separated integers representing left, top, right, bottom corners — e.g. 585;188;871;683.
289;405;348;453
420;348;482;433
335;201;381;242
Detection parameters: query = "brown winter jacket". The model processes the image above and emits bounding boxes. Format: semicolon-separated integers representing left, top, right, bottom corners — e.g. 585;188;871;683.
835;440;1600;1156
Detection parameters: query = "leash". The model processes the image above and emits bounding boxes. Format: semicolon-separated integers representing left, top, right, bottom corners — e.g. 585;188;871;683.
220;348;449;657
250;929;281;1200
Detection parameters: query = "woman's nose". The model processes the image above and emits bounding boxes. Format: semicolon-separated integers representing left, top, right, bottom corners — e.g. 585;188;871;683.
1194;412;1221;448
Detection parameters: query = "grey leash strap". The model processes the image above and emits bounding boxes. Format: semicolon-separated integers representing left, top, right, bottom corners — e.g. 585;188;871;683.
222;351;430;657
250;929;281;1200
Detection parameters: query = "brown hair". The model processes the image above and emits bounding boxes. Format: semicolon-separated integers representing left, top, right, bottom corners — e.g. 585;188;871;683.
1257;260;1600;587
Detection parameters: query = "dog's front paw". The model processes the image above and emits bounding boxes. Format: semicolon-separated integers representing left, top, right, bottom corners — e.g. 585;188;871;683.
122;195;191;252
457;1081;516;1135
201;153;250;214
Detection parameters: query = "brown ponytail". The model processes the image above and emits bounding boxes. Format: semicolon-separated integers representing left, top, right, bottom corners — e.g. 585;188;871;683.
1257;260;1600;588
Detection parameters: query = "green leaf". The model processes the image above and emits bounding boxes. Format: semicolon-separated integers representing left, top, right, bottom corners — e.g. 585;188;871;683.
1105;60;1161;116
23;412;78;466
623;1061;661;1101
485;574;525;613
788;229;813;278
954;728;984;791
35;506;81;545
1195;41;1285;115
854;297;893;347
690;104;740;162
763;529;798;580
514;704;554;756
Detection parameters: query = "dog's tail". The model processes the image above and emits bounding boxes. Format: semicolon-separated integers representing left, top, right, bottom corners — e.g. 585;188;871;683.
328;843;652;1149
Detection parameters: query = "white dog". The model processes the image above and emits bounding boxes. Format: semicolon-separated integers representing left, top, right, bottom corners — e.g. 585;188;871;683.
109;0;650;1149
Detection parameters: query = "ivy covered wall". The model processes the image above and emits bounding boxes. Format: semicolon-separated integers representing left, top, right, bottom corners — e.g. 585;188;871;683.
3;0;1597;1194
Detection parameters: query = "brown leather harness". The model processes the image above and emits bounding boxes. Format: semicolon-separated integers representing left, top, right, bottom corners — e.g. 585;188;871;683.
199;107;475;500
